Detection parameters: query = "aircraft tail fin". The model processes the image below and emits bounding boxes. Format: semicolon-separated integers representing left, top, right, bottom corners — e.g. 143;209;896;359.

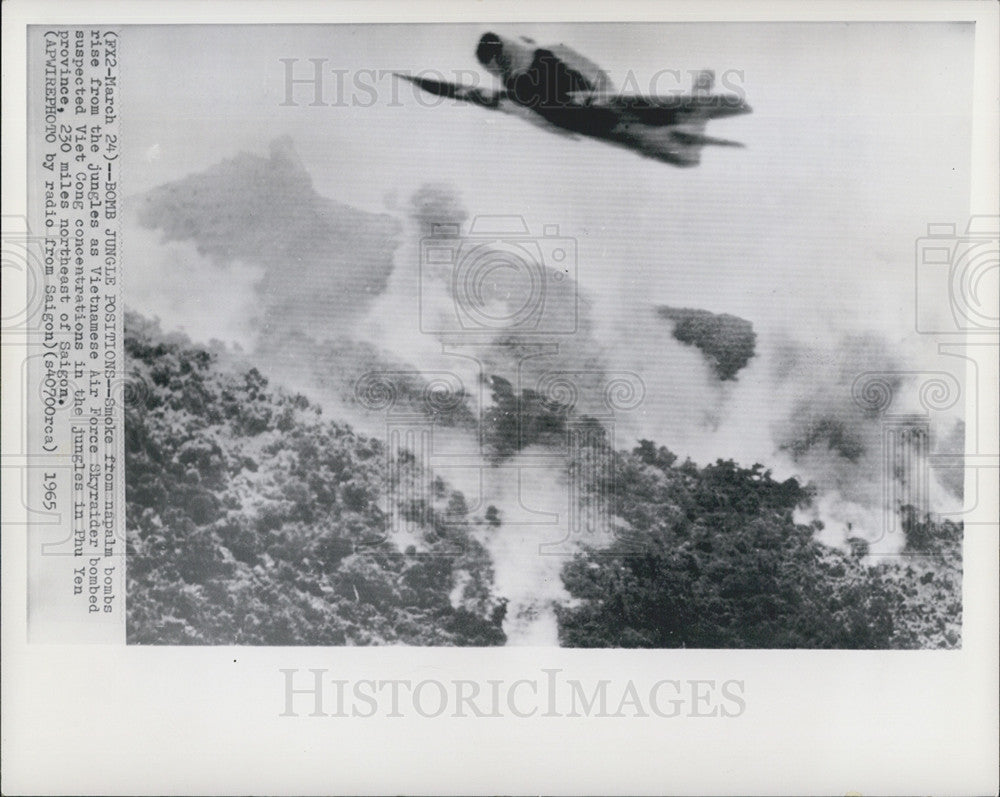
692;69;715;95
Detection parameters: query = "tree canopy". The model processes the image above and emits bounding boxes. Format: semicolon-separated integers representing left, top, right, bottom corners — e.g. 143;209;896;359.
556;441;961;648
125;312;505;645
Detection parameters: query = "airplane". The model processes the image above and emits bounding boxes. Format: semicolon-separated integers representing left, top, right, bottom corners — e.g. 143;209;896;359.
394;32;753;167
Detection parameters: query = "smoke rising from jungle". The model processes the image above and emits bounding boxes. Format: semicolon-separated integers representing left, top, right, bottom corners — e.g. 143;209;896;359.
128;139;965;642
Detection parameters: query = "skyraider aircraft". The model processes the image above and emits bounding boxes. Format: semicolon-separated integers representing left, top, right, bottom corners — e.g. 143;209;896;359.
395;32;753;167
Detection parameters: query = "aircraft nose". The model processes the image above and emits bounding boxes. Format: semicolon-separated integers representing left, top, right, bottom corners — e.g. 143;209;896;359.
476;32;502;66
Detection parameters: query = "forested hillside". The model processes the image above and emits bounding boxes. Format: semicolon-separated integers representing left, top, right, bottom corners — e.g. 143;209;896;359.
125;312;961;648
124;312;506;645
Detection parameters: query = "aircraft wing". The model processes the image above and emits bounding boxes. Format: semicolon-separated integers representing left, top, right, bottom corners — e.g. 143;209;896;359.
394;71;582;141
393;73;504;108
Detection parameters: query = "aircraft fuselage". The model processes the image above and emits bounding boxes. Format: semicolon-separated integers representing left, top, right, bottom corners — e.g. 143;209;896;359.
475;32;752;166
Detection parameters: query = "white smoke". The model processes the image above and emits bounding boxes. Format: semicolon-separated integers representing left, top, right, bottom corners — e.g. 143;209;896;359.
125;223;265;351
127;143;966;643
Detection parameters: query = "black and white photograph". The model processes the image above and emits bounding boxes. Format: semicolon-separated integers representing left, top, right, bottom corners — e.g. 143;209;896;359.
119;22;973;648
3;2;997;795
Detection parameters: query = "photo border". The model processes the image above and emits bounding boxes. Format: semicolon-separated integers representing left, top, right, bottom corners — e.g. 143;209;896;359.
2;2;997;794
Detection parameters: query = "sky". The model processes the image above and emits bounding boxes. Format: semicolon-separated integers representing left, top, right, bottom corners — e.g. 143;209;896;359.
122;21;976;477
123;22;973;336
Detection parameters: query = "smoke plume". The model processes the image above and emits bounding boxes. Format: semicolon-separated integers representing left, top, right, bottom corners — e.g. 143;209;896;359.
128;138;965;642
